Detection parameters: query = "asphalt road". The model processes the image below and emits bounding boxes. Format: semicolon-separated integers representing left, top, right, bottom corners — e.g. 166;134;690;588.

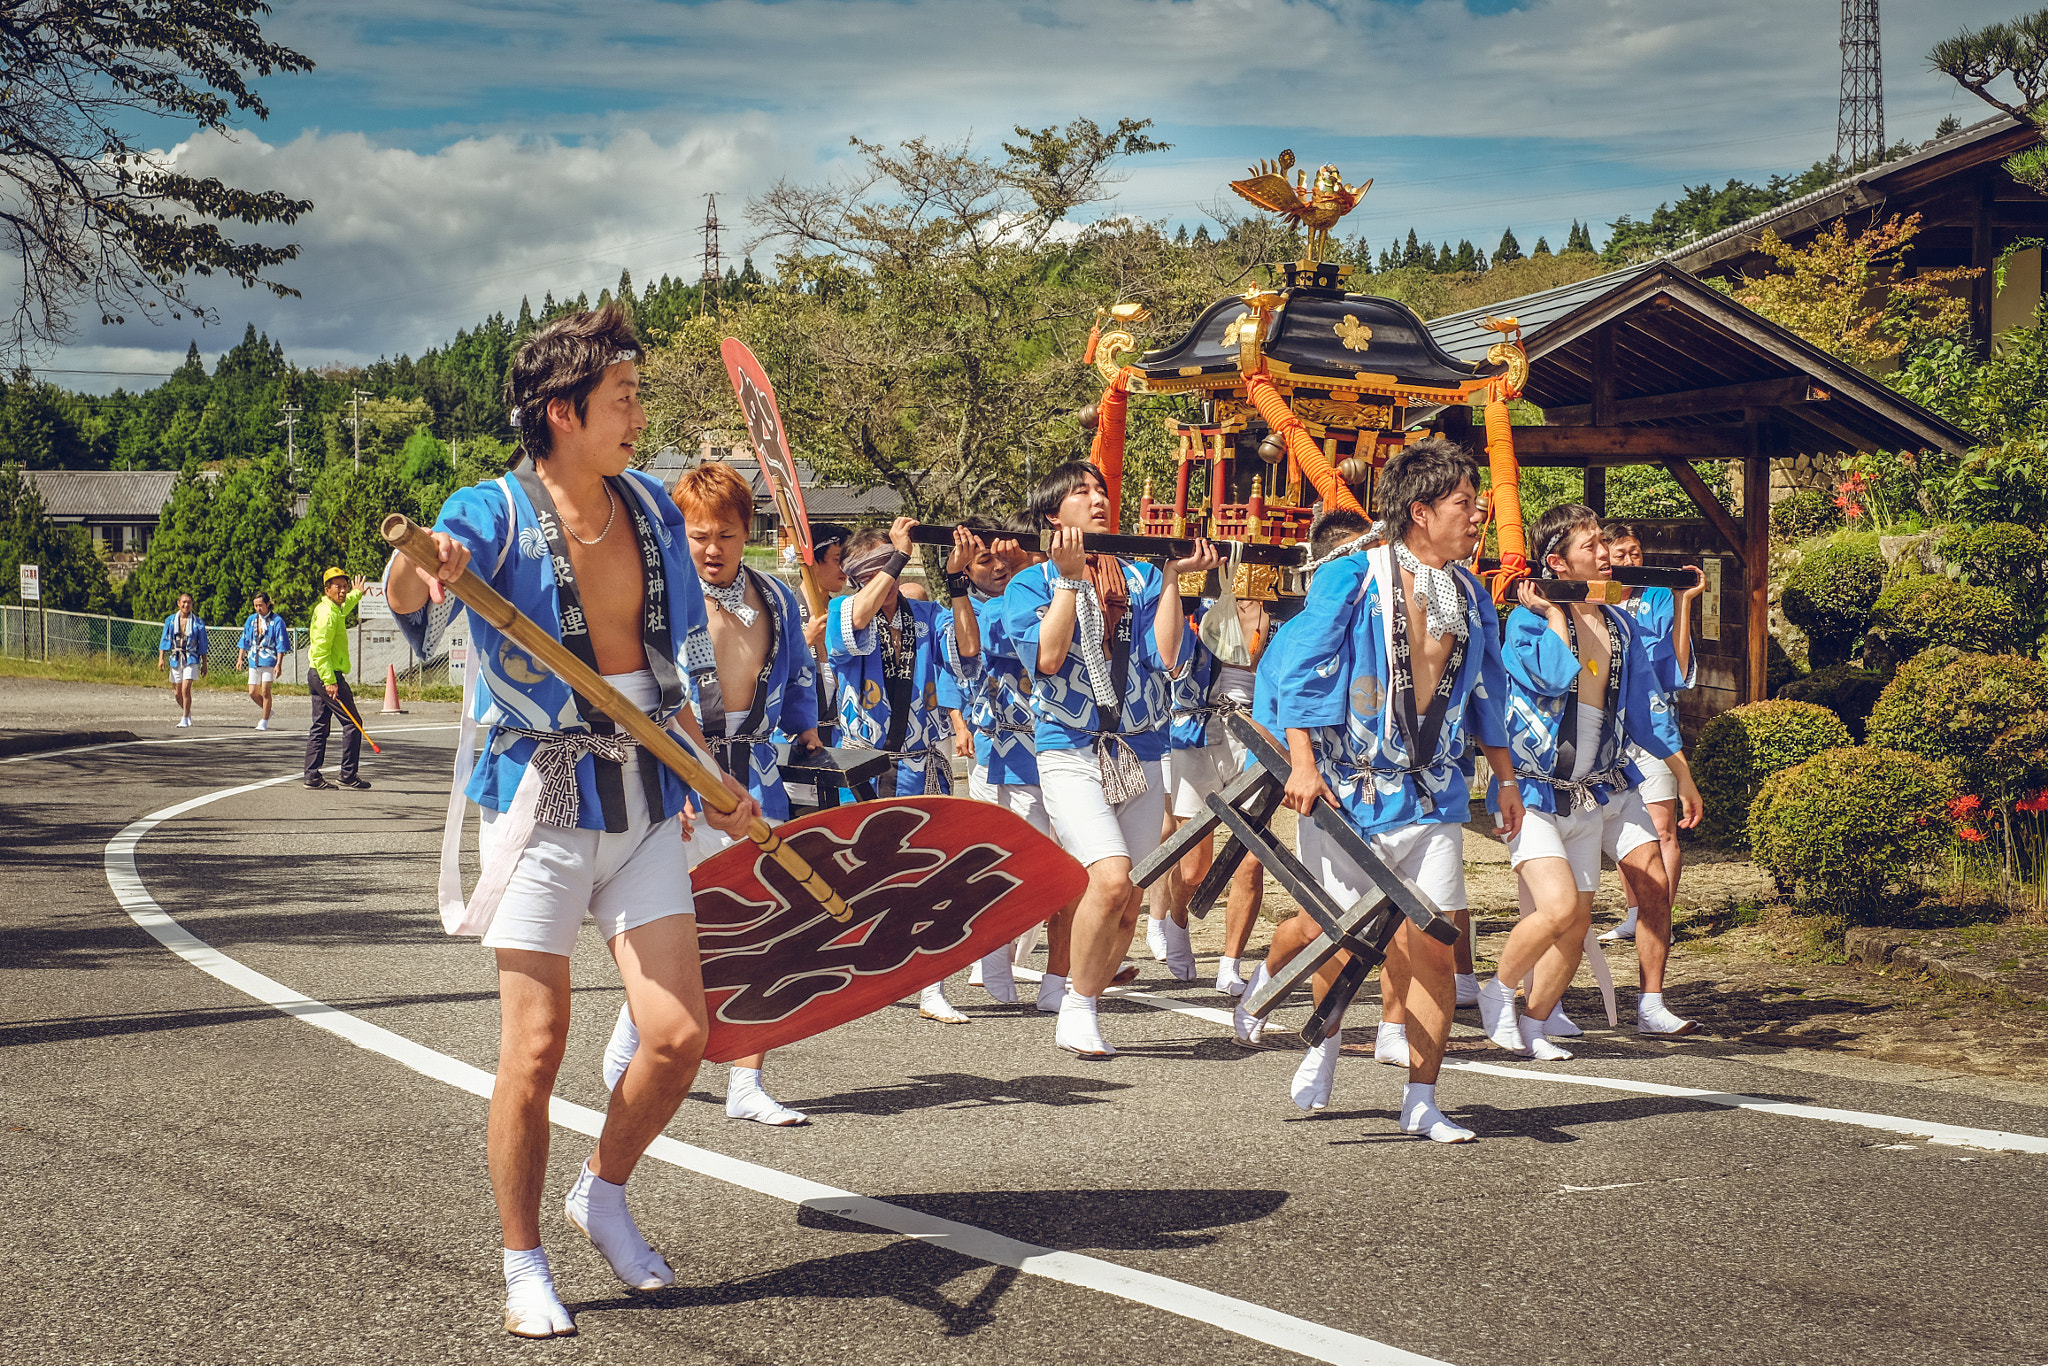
6;684;2048;1365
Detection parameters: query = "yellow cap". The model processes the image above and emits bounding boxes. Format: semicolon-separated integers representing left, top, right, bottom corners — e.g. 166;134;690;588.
322;566;349;585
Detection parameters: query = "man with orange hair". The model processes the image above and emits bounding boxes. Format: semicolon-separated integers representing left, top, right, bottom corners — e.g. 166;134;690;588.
602;460;823;1127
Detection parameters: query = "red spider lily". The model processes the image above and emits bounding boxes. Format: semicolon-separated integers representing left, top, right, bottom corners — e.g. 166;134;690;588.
1949;794;1984;818
1958;827;1987;842
2017;790;2048;814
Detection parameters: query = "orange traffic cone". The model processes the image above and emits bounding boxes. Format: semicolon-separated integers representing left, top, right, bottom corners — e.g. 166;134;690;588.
381;663;408;714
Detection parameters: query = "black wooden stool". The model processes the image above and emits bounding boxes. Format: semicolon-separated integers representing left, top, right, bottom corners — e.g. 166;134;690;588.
1130;714;1459;1045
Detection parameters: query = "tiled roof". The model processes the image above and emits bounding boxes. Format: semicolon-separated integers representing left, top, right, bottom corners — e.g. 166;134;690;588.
1429;264;1657;362
22;469;181;521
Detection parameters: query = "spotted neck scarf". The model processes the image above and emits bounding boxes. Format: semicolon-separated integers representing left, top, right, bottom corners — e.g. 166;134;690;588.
1393;539;1468;641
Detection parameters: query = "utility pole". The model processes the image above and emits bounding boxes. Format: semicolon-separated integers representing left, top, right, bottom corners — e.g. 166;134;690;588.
347;389;372;471
275;402;301;475
1838;0;1884;171
699;192;723;317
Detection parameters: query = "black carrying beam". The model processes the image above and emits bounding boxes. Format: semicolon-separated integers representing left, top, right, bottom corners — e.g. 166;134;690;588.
902;522;1302;569
774;742;895;805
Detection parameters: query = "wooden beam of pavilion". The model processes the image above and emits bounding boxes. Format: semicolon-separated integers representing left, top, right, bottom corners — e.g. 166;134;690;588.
1660;458;1747;560
1542;377;1830;426
1509;426;1747;459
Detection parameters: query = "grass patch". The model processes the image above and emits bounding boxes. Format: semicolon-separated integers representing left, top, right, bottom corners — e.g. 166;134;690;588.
0;654;456;703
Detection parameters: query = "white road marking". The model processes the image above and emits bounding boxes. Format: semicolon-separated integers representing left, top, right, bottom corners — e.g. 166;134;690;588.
4;723;458;764
104;774;1441;1366
1017;970;2048;1156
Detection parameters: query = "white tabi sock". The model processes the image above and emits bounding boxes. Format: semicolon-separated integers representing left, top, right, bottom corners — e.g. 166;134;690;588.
1454;972;1481;1007
1374;1021;1412;1067
1544;1003;1584;1038
1035;972;1067;1012
602;1003;639;1094
502;1246;574;1338
1516;1013;1575;1061
1145;917;1170;962
1478;977;1522;1052
726;1066;808;1126
563;1161;673;1292
1291;1028;1343;1112
1232;963;1270;1045
918;982;969;1024
1637;991;1697;1036
1601;906;1640;941
1399;1082;1476;1144
1161;918;1196;981
1055;987;1115;1057
1216;957;1248;997
976;945;1018;1004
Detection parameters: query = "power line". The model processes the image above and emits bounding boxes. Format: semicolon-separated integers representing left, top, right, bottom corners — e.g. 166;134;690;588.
700;192;723;317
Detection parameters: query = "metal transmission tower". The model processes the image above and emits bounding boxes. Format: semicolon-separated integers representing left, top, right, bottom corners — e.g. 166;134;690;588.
699;193;723;316
1837;0;1884;170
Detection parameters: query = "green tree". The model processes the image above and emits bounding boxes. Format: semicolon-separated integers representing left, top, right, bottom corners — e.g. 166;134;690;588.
266;460;412;620
0;462;114;611
1494;227;1523;265
202;457;294;623
126;463;218;619
0;1;314;360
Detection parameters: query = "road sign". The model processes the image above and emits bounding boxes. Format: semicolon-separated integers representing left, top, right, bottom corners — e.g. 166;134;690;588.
448;632;469;683
358;582;393;621
19;564;38;602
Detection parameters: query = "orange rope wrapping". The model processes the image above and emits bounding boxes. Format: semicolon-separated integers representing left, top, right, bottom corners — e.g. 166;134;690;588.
1090;367;1132;512
1481;382;1527;605
1243;372;1365;516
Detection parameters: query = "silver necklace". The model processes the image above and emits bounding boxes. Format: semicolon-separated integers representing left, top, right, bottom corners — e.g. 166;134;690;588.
563;482;617;546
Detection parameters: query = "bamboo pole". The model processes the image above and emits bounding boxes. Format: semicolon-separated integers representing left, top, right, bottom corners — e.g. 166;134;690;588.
380;513;852;922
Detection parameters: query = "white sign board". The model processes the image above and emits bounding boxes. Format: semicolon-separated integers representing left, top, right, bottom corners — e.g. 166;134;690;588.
1702;557;1723;642
448;632;470;683
358;581;393;621
18;564;38;602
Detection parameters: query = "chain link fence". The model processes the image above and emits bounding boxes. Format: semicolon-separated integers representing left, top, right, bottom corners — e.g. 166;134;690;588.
1;604;310;678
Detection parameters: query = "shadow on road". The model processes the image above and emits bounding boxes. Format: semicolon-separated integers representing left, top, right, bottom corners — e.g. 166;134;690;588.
789;1071;1133;1116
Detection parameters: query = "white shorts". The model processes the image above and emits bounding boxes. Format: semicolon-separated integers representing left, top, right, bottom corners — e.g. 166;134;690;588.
479;752;695;957
1296;816;1467;915
1632;749;1677;804
248;667;276;687
1170;729;1251;819
968;765;1053;837
1036;748;1166;869
168;665;198;683
1506;790;1657;892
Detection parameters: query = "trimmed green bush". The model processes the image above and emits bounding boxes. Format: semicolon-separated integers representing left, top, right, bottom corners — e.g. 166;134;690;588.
1748;747;1957;923
1781;540;1885;667
1936;521;2045;646
1692;700;1853;850
1775;663;1888;741
1865;576;2020;668
1867;647;2048;799
1769;489;1842;541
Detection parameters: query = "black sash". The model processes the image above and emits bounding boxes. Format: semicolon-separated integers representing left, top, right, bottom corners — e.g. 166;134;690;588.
514;466;681;832
699;566;780;780
1386;558;1467;772
878;599;918;755
1555;603;1626;780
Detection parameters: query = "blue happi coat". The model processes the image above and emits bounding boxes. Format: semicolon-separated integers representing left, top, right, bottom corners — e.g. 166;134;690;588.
961;586;1039;785
158;614;207;668
1169;607;1225;751
1271;545;1508;836
1004;558;1183;762
1490;598;1683;817
238;611;290;669
828;592;974;795
1615;586;1698;698
388;470;712;829
700;570;818;821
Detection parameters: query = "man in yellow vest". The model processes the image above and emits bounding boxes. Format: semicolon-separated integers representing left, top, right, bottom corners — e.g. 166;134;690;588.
306;567;371;790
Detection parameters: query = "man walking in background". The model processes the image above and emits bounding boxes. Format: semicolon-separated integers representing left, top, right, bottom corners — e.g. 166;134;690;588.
156;591;207;728
237;592;290;732
306;567;371;791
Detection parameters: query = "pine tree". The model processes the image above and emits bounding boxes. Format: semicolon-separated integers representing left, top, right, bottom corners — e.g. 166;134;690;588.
1378;246;1395;273
1435;242;1455;272
1403;229;1424;268
1532;236;1552;258
1565;220;1597;254
1454;239;1478;272
1174;224;1189;245
1495;227;1523;265
1193;223;1212;244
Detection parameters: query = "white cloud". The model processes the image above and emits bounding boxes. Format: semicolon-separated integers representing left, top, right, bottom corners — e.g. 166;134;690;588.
46;0;2016;383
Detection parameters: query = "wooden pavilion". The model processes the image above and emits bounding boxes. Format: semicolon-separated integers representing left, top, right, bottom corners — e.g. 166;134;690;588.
1425;262;1974;730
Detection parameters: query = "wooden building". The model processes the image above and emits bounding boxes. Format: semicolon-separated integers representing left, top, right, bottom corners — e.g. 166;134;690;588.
1671;113;2048;357
1427;262;1973;732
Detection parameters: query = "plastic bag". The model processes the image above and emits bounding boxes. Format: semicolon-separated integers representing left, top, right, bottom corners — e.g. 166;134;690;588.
1199;543;1253;668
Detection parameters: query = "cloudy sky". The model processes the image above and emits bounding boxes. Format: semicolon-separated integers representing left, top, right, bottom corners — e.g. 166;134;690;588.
41;0;2022;390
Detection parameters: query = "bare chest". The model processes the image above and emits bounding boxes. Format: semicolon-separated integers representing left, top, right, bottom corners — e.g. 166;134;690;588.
704;580;771;713
559;531;648;675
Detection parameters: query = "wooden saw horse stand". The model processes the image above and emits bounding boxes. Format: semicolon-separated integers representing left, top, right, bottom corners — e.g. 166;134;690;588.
1130;714;1461;1045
